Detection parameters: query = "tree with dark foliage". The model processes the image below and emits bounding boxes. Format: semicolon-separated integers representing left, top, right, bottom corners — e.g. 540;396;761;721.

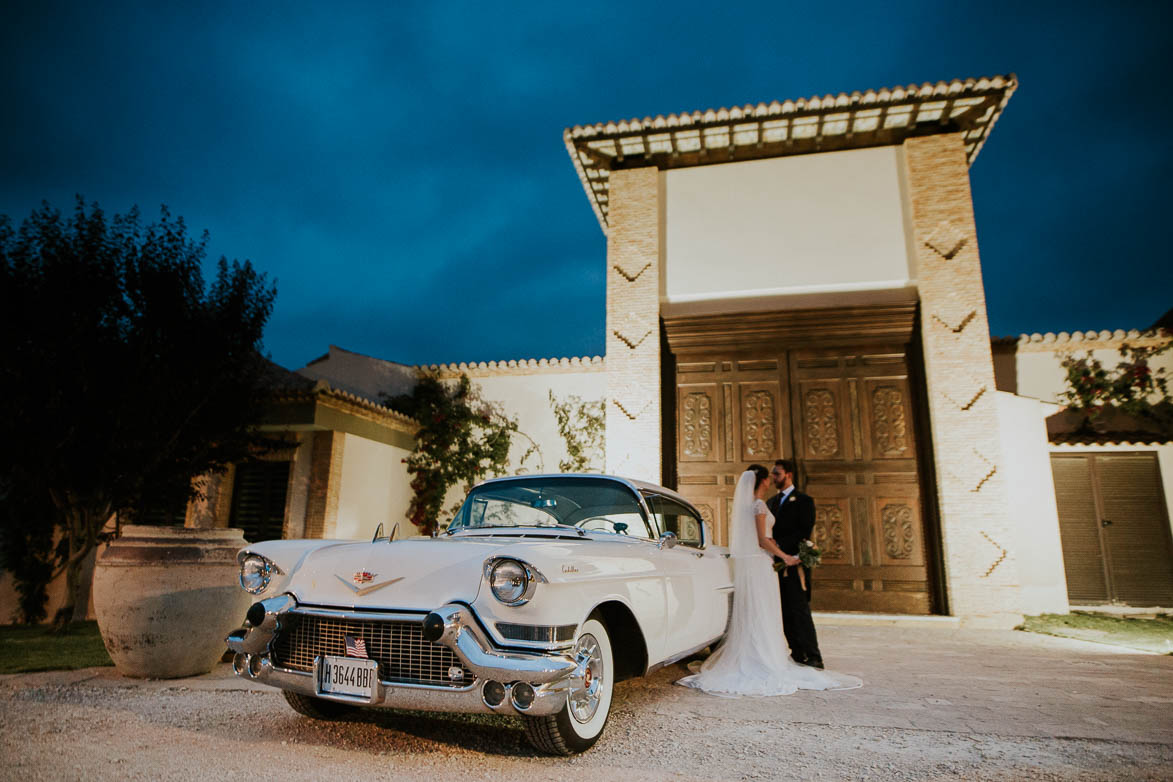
0;199;277;626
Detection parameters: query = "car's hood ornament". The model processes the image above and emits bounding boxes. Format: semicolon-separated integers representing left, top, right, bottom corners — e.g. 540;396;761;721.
335;572;404;596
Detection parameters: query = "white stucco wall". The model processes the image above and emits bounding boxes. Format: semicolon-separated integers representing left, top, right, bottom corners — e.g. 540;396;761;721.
471;370;607;475
334;433;412;540
996;392;1070;615
416;366;607;529
1003;344;1173;404
662;146;916;314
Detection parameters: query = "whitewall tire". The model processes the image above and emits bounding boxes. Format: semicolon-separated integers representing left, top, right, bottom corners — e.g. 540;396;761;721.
523;616;614;755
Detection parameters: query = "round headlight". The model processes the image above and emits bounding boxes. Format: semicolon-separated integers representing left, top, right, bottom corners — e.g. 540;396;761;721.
490;560;529;605
240;554;271;594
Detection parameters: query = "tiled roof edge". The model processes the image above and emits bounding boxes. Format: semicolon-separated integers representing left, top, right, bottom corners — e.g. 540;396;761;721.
1051;433;1172;446
992;328;1171;350
565;75;1016;138
417;355;606;377
271;381;418;429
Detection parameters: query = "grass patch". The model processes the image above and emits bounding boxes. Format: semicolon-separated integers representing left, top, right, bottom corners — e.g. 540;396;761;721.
0;621;114;673
1019;612;1173;654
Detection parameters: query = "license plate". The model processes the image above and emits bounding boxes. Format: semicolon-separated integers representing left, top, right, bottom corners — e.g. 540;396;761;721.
318;655;378;699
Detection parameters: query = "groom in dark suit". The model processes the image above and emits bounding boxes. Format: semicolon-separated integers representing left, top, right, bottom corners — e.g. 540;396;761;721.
767;459;824;669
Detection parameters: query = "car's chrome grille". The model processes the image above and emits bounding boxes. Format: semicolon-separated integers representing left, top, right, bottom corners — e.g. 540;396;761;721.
271;612;474;687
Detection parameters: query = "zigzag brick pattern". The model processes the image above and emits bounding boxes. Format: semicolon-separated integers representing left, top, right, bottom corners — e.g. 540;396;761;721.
903;134;1020;625
604;168;662;482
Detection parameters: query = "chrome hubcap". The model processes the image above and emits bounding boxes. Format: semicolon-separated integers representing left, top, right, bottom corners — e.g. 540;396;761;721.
569;633;604;723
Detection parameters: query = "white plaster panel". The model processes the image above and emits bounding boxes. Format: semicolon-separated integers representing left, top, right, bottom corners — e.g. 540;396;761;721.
663;147;914;308
334;434;412;541
996;392;1070;615
1011;347;1173;404
472;371;607;475
418;370;607;531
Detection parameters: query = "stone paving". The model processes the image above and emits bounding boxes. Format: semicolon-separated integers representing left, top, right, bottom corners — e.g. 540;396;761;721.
2;623;1171;780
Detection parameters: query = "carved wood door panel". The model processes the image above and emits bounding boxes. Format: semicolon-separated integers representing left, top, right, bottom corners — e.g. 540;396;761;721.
790;348;930;613
675;358;788;546
673;346;933;613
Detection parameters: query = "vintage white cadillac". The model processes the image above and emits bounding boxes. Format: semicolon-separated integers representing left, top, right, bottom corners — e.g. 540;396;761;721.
226;474;733;754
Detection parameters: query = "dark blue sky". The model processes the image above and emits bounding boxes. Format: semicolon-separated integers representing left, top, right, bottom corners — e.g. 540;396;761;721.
3;2;1169;369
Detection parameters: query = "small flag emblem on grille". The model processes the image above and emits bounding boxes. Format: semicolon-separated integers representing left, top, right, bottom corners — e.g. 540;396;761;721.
344;635;368;658
352;571;375;584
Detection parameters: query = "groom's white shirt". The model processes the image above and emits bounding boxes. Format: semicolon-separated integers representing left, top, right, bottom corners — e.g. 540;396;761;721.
777;485;794;504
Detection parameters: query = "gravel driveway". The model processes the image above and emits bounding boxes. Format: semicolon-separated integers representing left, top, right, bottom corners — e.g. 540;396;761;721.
2;624;1171;781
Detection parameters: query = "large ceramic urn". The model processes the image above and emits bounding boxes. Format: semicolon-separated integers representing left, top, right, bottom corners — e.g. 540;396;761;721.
93;525;251;678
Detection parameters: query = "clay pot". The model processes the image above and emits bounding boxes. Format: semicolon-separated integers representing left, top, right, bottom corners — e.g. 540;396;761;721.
92;525;251;678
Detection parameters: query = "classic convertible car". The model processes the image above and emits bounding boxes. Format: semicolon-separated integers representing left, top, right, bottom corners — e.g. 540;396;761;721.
226;474;733;754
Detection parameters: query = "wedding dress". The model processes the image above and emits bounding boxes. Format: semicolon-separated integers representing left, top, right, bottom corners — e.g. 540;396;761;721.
677;471;862;696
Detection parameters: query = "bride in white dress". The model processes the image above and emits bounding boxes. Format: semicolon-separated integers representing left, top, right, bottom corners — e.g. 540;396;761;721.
678;466;862;696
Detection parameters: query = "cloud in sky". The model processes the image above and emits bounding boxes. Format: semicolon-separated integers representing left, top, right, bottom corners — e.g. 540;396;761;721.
2;1;1169;368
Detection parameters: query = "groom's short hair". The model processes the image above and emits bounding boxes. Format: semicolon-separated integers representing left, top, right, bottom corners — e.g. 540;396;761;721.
774;458;796;475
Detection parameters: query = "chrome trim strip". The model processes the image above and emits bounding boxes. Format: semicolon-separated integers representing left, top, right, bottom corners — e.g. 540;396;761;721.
289;605;427;622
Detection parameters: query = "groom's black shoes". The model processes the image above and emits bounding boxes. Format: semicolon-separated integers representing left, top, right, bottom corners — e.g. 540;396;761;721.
792;654;825;670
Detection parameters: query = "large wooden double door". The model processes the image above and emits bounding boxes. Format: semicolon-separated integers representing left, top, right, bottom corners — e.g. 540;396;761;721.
673;343;936;613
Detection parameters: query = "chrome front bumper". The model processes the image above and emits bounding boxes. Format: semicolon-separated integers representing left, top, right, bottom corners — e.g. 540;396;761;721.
226;597;583;717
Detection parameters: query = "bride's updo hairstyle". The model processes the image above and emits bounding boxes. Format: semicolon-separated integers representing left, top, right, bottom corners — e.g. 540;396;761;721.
747;464;769;490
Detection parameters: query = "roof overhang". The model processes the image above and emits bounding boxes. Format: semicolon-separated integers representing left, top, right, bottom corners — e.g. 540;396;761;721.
262;381;418;450
564;75;1017;233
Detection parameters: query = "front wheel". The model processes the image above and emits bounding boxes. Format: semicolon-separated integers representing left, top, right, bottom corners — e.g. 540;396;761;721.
523;616;614;755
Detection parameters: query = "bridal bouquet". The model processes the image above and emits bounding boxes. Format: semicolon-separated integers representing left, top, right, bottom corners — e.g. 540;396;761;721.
772;539;822;572
797;539;822;569
773;540;821;591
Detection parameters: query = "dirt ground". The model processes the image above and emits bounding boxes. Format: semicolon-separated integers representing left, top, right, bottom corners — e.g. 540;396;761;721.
1;624;1171;781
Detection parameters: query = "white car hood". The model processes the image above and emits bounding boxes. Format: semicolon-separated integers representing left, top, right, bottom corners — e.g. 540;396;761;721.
285;538;508;610
278;531;662;612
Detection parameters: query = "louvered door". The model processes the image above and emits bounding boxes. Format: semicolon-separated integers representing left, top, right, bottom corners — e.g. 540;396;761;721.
1051;453;1173;606
230;460;292;542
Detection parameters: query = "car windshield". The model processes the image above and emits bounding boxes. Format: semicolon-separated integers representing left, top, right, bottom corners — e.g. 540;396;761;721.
449;477;655;538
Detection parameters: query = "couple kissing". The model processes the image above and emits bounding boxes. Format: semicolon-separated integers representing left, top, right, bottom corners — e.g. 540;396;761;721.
678;460;862;697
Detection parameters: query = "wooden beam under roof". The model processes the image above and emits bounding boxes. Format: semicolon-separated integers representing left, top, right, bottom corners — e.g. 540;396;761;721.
564;75;1017;233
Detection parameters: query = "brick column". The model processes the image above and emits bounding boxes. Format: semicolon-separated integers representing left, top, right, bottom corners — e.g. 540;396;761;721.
605;167;662;482
902;134;1021;627
304;430;344;539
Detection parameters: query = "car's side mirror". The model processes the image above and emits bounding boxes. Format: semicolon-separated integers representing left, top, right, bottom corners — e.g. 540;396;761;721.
658;531;679;550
